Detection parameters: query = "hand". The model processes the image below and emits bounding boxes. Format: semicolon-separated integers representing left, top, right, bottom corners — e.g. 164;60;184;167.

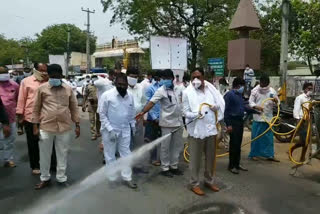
210;105;218;112
135;112;145;121
82;106;86;112
75;126;80;138
109;130;118;142
17;114;24;124
226;126;233;133
198;112;204;119
255;106;264;112
273;98;279;104
33;125;39;136
3;125;11;138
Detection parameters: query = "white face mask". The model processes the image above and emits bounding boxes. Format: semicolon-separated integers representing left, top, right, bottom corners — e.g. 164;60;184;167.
0;73;10;81
128;76;138;86
192;78;202;89
24;72;32;77
306;91;312;97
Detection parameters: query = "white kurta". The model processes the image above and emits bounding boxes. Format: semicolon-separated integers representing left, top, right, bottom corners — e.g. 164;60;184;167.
249;86;279;122
293;93;310;120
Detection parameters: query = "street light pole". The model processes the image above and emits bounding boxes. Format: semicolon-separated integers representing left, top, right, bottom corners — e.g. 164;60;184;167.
280;0;290;103
81;7;95;74
66;27;71;77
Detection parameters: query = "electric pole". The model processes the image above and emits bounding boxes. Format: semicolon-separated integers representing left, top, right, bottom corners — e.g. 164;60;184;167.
81;7;95;74
280;0;290;103
66;27;71;77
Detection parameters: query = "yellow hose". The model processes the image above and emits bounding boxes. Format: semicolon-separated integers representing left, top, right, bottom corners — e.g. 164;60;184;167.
183;99;320;164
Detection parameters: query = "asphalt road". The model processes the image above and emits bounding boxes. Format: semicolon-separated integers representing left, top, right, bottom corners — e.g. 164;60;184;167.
1;113;320;214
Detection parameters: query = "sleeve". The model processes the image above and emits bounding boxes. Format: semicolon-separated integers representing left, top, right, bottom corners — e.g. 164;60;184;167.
99;93;113;132
16;79;27;115
223;92;232;127
150;87;164;104
0;98;9;125
129;96;136;128
182;91;198;119
145;85;153;102
293;96;301;119
31;88;42;124
69;89;80;123
249;90;257;108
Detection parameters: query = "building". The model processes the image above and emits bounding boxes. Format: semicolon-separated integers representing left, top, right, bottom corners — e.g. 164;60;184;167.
93;39;144;70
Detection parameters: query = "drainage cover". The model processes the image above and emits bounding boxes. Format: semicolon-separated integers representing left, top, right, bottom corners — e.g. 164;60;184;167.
180;202;247;214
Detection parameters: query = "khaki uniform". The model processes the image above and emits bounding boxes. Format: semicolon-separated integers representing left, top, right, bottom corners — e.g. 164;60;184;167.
84;84;101;138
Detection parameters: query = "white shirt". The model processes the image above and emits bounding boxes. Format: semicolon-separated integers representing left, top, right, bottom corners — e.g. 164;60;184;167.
140;78;152;94
183;82;225;139
244;68;255;81
150;85;183;128
293;93;311;119
99;88;136;137
249;85;279;122
127;83;146;114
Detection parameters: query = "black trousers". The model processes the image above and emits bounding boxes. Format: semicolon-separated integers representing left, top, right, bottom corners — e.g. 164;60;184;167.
228;119;244;169
24;121;56;170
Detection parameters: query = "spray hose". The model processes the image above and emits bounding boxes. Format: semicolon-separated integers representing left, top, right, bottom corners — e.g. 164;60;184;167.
183;99;320;165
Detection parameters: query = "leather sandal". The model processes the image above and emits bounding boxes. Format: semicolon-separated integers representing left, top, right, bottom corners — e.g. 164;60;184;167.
4;161;16;168
191;186;205;196
35;180;51;190
32;169;41;175
204;183;220;192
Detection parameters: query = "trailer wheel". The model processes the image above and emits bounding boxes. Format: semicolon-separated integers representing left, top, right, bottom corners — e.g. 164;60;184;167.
274;124;294;143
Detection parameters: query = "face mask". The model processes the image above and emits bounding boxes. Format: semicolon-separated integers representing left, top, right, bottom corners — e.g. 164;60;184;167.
117;87;127;97
259;86;270;94
127;76;138;86
0;73;10;81
12;76;18;81
306;91;312;97
49;78;62;87
24;72;32;77
246;67;249;70
192;78;202;89
237;86;244;94
160;79;173;89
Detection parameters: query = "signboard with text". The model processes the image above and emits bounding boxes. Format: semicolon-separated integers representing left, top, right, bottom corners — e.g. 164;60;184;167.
208;58;225;77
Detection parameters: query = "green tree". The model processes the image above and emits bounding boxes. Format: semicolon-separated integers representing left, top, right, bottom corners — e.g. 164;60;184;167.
0;35;24;66
101;0;238;70
290;0;320;74
36;24;97;55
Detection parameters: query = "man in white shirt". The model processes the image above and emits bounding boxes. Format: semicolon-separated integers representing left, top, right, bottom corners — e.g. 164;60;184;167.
248;74;280;162
243;64;255;88
126;67;147;173
136;69;184;177
182;68;225;196
99;73;137;189
292;82;313;161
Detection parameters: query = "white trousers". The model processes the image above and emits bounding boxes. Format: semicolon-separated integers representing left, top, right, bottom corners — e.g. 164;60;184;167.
160;127;183;171
0;122;16;161
39;130;71;182
102;130;132;181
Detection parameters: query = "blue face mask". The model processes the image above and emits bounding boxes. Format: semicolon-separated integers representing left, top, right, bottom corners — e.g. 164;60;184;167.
237;86;244;94
49;78;62;87
160;79;173;88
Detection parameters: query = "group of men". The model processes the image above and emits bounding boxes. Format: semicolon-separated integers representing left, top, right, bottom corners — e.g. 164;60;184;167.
0;63;314;196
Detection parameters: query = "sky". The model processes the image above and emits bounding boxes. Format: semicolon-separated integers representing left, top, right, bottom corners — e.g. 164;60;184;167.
0;0;132;45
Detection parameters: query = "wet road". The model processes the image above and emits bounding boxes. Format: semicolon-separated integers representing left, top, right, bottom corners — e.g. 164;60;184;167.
1;114;320;214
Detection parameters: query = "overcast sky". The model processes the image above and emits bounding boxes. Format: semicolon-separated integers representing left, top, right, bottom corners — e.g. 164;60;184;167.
0;0;132;45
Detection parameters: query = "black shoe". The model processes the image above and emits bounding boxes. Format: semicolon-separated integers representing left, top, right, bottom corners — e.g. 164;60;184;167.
57;182;70;187
133;167;149;174
237;165;248;171
160;170;174;178
102;159;106;165
125;180;137;189
229;168;239;174
170;168;184;176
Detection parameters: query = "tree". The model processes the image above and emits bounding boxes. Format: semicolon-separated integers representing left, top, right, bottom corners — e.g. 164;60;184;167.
290;0;320;74
36;24;97;55
101;0;238;70
0;35;24;66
